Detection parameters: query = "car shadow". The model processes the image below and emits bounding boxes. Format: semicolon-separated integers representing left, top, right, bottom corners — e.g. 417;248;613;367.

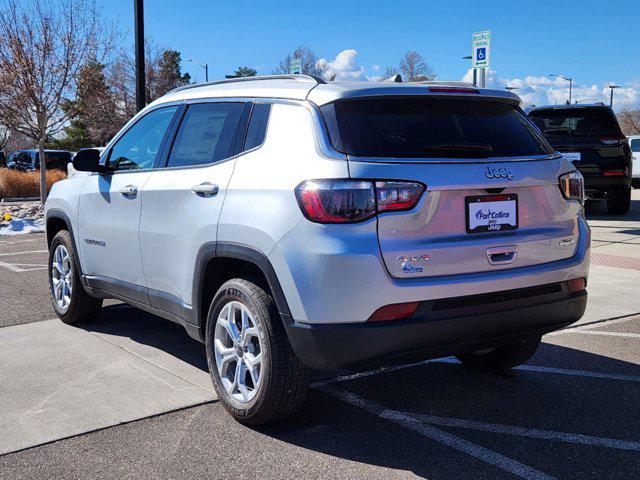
81;304;640;479
585;197;640;227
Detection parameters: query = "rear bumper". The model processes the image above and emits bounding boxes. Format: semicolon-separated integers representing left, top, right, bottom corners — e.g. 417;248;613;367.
584;175;631;191
285;284;587;370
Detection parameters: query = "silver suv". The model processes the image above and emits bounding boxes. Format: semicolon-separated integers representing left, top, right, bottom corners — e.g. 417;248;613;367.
45;75;590;424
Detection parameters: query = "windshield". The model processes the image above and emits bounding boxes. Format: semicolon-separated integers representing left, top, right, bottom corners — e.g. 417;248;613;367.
529;108;622;137
320;98;552;159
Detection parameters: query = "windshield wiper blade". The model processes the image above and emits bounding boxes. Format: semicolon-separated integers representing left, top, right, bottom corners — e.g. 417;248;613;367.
422;143;494;157
543;128;573;134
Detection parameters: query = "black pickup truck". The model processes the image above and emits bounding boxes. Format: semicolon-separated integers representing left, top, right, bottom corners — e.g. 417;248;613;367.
529;104;632;215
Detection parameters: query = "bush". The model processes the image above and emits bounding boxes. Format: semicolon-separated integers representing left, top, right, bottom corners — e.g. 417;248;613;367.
0;168;67;199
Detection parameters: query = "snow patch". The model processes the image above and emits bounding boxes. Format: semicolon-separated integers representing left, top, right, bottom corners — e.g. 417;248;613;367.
0;219;45;235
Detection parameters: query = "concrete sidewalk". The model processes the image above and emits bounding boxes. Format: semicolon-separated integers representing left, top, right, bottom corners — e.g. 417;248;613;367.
0;315;214;455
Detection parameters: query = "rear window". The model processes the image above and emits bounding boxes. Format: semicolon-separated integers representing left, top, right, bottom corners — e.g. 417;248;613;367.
630;139;640;152
320;98;551;159
529;108;622;138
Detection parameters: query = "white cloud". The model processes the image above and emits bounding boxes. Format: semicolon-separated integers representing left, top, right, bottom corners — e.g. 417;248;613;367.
371;64;380;72
463;69;640;111
317;49;365;81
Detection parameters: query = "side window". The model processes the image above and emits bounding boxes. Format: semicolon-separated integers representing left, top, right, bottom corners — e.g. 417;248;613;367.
166;103;244;168
108;106;177;171
244;103;271;151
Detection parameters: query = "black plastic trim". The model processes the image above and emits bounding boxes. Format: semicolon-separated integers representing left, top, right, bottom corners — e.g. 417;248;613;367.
85;275;149;305
45;209;85;281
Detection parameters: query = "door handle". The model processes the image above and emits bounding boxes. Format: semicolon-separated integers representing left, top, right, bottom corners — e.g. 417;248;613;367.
486;245;518;265
191;182;219;197
119;185;138;198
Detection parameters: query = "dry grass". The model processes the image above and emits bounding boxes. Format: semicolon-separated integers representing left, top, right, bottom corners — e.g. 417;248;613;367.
0;168;67;199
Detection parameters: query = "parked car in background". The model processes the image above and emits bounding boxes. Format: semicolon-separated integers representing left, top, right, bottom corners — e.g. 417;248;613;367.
9;149;73;172
528;104;632;214
628;135;640;189
5;151;18;169
0;151;6;168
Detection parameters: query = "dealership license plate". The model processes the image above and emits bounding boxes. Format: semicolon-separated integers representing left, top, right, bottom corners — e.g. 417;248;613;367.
466;194;518;233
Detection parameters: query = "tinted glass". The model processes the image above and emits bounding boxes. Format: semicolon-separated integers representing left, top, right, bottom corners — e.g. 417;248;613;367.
167;103;244;168
321;98;550;159
109;106;177;170
630;139;640;152
244;103;271;151
529;108;622;137
35;152;72;169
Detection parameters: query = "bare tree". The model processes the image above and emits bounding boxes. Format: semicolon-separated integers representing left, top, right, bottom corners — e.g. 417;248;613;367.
272;46;326;78
618;108;640;136
398;50;436;82
0;0;114;202
0;125;9;152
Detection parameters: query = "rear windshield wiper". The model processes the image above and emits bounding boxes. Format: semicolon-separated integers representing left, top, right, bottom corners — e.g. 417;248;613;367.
543;128;573;135
421;143;494;158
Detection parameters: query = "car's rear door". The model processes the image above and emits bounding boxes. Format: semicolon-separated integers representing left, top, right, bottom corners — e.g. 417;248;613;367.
138;100;250;314
321;95;582;279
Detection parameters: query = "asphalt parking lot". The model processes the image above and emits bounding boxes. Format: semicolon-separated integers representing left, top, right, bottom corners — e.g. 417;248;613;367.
1;193;640;479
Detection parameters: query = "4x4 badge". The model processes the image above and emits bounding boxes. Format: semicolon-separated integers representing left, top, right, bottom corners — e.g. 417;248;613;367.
485;166;514;180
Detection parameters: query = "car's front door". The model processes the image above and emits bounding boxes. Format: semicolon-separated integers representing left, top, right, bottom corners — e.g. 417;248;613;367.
139;101;248;314
78;106;179;299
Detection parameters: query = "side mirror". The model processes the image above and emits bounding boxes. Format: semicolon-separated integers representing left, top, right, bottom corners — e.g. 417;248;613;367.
73;149;103;173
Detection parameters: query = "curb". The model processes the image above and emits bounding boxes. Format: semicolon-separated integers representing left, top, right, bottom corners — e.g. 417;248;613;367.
0;197;40;203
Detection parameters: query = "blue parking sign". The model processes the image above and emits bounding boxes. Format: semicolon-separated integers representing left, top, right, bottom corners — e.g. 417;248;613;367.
477;47;486;61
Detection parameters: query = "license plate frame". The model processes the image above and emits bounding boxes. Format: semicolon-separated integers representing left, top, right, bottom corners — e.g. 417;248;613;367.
465;194;519;234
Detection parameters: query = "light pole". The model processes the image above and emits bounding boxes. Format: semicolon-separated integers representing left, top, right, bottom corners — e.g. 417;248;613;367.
188;58;209;82
462;56;476;86
549;74;573;104
134;0;145;112
608;84;620;109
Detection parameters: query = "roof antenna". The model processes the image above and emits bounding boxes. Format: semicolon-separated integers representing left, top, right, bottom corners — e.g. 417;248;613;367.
383;74;403;83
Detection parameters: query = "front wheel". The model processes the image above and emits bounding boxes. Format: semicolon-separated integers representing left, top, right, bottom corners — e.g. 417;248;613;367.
455;338;541;372
607;186;631;215
48;230;102;324
205;278;309;425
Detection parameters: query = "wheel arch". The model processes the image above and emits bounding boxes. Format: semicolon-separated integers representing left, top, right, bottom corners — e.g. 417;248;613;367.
45;209;84;276
192;242;294;338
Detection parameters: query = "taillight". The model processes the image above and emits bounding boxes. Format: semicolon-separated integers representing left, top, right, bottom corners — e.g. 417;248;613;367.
603;170;626;177
295;180;425;224
558;171;585;204
600;135;625;145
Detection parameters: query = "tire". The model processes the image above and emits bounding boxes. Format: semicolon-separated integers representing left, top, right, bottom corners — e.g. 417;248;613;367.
205;278;309;425
632;179;640;189
455;338;541;373
48;230;102;324
607;186;631;215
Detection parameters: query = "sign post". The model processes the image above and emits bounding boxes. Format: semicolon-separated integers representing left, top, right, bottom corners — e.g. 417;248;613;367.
472;30;491;87
290;58;302;75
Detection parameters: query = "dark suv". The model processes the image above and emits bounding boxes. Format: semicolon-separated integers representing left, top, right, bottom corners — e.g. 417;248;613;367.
10;149;72;172
529;104;632;214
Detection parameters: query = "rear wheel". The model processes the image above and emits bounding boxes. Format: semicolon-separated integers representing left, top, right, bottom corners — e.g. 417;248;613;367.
205;278;309;425
631;179;640;189
48;230;102;324
455;338;541;372
607;186;631;215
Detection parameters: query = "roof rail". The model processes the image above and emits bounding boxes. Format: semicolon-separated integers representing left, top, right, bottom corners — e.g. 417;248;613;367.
169;74;326;94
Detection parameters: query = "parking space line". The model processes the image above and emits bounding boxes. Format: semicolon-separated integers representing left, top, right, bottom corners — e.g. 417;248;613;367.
316;383;555;480
0;249;48;256
550;315;640;334
315;356;640;388
562;330;640;339
0;260;26;272
392;412;640;452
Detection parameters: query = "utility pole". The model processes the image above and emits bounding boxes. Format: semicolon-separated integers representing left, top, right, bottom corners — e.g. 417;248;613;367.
609;85;620;109
134;0;145;112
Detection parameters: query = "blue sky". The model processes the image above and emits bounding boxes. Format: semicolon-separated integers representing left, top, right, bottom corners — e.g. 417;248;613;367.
101;0;640;108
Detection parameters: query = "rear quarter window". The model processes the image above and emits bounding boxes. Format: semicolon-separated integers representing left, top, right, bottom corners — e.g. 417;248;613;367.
320;97;552;159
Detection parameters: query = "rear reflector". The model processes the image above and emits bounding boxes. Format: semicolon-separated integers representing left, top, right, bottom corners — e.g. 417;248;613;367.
368;302;420;322
603;170;625;177
567;277;587;292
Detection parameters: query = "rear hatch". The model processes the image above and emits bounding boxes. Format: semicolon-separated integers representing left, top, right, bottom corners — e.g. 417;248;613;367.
320;95;581;278
529;106;629;178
